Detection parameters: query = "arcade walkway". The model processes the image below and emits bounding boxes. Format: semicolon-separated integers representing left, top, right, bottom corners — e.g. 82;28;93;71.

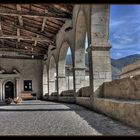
0;100;139;136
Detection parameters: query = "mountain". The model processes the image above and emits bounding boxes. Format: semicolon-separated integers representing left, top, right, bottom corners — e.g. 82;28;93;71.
66;53;140;79
111;54;140;69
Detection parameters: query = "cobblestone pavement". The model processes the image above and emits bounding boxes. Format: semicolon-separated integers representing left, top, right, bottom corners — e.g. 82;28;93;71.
0;100;139;136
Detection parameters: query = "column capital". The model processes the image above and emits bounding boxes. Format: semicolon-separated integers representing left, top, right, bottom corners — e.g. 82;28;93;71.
86;44;111;52
49;80;55;82
72;67;86;71
56;76;66;78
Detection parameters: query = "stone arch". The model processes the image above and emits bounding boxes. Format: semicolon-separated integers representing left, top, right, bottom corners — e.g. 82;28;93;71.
48;55;57;95
58;41;74;95
74;9;88;92
42;64;48;97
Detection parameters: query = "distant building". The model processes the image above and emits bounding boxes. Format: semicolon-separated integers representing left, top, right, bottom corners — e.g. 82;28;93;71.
120;60;140;78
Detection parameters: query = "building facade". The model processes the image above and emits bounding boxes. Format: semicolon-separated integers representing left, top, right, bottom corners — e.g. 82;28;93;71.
121;60;140;79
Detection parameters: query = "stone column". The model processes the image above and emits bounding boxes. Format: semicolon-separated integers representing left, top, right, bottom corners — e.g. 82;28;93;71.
74;67;86;92
0;79;2;101
57;75;66;95
16;78;20;98
88;4;112;92
43;74;48;97
43;83;48;96
48;80;56;95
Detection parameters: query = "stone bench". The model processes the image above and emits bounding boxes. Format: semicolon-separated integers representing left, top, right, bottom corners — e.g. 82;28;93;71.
76;86;91;97
20;92;35;100
60;90;75;97
50;92;58;96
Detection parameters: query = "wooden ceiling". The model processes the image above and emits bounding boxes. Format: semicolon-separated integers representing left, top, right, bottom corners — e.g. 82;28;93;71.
0;4;73;59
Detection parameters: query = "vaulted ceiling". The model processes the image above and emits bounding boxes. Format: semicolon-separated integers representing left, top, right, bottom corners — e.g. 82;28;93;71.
0;4;74;59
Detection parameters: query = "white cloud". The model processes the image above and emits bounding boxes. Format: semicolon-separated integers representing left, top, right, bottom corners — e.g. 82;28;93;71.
136;51;140;54
112;33;134;45
116;52;122;56
110;20;125;27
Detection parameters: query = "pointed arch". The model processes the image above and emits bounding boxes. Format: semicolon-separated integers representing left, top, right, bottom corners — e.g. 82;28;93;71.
58;41;74;95
74;9;89;92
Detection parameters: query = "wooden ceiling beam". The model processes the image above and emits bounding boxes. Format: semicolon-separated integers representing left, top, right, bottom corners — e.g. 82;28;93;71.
41;17;47;32
0;45;46;55
53;4;72;14
15;24;54;38
0;46;42;53
18;52;45;56
0;35;52;42
17;28;20;43
34;35;39;46
4;39;48;51
41;10;48;32
0;17;4;45
0;8;70;20
16;4;23;43
17;4;23;26
33;10;48;47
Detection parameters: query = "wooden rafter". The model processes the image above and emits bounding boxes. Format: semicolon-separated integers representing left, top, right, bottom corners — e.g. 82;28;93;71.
0;17;4;45
17;28;20;43
0;41;47;53
41;17;47;32
15;24;54;38
0;35;52;42
0;8;71;20
41;10;48;32
16;4;23;43
33;10;48;47
0;47;45;55
34;35;39;46
3;39;48;51
17;4;23;26
0;4;74;58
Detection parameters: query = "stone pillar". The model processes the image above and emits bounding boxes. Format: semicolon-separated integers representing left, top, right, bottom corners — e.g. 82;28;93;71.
74;67;86;92
16;78;20;98
49;80;56;95
57;75;66;95
0;79;2;101
89;4;112;92
43;83;48;96
43;74;48;97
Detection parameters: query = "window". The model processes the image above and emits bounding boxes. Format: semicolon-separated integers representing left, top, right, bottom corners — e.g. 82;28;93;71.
24;80;32;91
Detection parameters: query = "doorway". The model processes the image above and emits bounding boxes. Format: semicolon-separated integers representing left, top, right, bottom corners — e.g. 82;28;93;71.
5;81;14;99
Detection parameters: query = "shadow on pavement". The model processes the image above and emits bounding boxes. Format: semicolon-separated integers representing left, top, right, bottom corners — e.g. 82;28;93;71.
63;103;140;135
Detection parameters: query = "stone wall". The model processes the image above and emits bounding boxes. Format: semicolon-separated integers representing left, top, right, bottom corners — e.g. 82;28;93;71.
90;76;140;129
100;75;140;100
0;58;42;98
76;97;92;109
93;96;140;129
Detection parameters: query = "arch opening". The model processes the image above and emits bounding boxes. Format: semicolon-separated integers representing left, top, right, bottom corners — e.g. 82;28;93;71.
75;10;89;92
5;81;14;99
58;42;74;95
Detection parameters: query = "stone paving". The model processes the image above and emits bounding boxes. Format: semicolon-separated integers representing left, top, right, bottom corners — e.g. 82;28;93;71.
0;100;139;136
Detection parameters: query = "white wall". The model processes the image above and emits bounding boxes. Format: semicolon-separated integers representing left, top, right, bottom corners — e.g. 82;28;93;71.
0;58;43;98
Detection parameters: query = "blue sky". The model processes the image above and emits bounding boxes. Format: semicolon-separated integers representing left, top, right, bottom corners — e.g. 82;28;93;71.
67;5;140;60
110;5;140;59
